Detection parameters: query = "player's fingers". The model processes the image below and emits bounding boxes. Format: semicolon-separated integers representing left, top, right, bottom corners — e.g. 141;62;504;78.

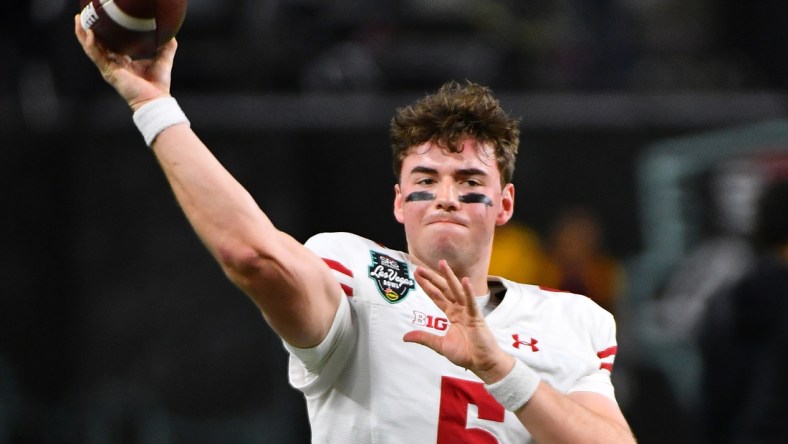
74;15;84;41
142;38;177;92
425;260;464;305
75;15;112;72
415;267;454;306
460;277;481;317
417;265;458;303
74;15;94;56
155;38;178;68
437;260;468;307
403;330;443;354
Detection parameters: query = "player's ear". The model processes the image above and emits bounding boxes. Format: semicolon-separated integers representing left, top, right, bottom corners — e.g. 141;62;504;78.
394;183;405;224
496;183;515;225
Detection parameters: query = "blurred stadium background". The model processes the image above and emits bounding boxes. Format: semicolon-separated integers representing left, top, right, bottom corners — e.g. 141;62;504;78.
2;0;788;442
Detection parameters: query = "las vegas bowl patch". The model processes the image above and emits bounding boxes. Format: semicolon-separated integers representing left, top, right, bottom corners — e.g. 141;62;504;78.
368;251;415;303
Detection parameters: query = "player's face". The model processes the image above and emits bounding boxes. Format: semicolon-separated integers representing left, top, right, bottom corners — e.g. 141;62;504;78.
393;138;514;274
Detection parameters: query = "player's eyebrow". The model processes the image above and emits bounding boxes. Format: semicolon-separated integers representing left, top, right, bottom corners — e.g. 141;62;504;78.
408;166;438;176
455;168;487;178
408;166;488;178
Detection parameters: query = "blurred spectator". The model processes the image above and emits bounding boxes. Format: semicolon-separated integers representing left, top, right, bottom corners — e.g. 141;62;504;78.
489;220;547;285
541;206;624;314
653;154;788;341
697;179;788;444
653;157;765;340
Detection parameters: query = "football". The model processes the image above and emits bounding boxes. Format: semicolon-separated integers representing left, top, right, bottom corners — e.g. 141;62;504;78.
79;0;188;59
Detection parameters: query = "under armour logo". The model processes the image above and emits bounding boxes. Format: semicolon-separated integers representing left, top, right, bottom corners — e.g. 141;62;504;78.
512;334;539;352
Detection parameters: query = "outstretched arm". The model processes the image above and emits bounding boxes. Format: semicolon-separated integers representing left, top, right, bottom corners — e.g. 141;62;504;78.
404;261;636;443
74;17;342;349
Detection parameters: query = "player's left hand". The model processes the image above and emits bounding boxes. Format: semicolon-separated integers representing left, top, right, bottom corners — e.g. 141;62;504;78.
403;260;515;383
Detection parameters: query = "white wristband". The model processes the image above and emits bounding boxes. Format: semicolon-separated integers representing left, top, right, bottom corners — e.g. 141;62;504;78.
484;359;540;411
132;97;190;146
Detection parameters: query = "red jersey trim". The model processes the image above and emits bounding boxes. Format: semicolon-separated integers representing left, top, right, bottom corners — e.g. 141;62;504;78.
323;258;353;277
596;346;617;359
538;286;569;293
322;258;354;296
597;346;617;372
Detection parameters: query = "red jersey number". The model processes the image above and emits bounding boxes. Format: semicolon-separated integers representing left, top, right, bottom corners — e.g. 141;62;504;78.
437;376;505;443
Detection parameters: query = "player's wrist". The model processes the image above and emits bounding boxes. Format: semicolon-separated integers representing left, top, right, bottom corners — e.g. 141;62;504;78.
132;96;190;146
484;358;540;411
476;352;516;385
129;95;170;113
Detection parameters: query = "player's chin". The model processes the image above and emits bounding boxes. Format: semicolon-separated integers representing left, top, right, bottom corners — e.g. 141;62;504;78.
426;236;468;263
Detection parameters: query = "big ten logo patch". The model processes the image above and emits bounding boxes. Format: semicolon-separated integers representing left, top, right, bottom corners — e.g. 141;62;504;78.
368;251;415;303
412;310;449;331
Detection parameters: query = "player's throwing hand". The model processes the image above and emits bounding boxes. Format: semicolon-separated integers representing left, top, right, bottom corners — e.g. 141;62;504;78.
74;14;175;111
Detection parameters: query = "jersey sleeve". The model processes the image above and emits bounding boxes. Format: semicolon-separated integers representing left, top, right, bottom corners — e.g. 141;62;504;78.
284;232;359;397
568;306;619;401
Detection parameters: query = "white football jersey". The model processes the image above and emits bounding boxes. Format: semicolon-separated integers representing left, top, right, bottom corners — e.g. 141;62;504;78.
286;232;619;443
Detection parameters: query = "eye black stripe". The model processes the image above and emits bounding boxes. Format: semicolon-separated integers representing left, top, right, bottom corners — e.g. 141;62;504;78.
459;193;493;207
405;191;436;202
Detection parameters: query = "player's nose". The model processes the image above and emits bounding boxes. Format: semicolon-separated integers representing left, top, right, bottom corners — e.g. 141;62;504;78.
435;181;459;211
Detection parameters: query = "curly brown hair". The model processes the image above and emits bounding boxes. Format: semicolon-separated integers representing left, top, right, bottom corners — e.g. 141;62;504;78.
390;80;520;186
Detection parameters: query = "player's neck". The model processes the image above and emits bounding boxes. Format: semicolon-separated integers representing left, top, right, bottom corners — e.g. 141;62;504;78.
406;253;490;295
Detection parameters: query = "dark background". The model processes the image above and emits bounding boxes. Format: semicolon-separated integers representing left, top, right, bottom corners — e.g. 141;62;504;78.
2;0;788;442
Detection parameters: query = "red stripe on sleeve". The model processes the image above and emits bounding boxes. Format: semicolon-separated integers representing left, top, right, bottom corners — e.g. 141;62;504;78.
600;363;614;372
596;346;617;359
538;286;569;293
322;258;353;277
340;283;353;297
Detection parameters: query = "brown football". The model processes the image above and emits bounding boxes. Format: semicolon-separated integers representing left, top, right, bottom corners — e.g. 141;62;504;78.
79;0;187;59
